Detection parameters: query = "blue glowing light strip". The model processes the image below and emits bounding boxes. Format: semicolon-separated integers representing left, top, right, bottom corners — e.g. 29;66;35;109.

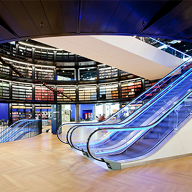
95;130;147;155
91;89;192;155
61;59;191;132
1;120;38;142
76;69;192;132
75;70;192;150
0;119;28;138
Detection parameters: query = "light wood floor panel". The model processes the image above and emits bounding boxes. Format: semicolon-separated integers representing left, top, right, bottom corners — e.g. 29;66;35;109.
0;133;192;192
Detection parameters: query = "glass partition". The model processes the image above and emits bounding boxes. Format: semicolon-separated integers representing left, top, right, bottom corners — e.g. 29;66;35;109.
68;59;192;149
79;67;97;81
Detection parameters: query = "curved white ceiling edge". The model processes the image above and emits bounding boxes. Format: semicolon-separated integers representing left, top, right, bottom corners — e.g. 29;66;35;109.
33;35;183;80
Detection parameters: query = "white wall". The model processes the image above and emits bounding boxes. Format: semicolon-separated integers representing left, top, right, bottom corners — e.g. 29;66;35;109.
122;117;192;169
34;36;183;80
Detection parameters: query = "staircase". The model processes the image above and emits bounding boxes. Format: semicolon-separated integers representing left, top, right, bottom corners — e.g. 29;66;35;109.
0;56;74;101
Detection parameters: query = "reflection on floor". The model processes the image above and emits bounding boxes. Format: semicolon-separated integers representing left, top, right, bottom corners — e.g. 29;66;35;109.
0;132;192;192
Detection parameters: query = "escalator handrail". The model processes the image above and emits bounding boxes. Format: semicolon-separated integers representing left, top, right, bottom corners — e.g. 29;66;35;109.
2;120;39;142
57;58;192;143
0;119;30;138
86;89;192;162
68;67;192;149
149;37;191;59
9;120;39;141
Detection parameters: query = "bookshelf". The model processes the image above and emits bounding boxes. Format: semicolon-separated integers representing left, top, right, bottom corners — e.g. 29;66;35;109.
120;70;129;76
12;63;33;79
35;66;55;80
18;46;32;57
35;104;52;119
57;86;76;102
0;62;10;75
100;83;118;100
79;85;97;101
12;104;32;123
35;85;54;101
99;66;118;79
12;83;32;100
35;48;54;60
0;81;9;99
121;80;142;98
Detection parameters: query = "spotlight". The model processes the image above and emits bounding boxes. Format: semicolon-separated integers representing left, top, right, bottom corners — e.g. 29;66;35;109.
40;22;44;28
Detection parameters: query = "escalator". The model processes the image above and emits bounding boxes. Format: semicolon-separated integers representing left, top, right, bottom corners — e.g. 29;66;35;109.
57;38;191;145
0;119;41;143
65;58;192;169
85;91;192;170
81;69;192;169
67;59;192;149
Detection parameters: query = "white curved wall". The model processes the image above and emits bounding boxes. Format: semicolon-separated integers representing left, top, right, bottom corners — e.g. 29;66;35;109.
34;35;183;80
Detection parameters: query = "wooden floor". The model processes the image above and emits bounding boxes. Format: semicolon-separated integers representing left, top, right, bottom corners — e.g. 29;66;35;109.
0;133;192;192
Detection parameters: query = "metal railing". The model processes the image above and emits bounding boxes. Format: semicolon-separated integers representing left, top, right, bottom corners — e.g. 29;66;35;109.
0;119;42;143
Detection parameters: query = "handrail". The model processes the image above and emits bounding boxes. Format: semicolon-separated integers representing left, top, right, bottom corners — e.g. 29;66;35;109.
149;37;190;59
1;120;30;142
8;120;39;142
68;67;192;149
0;119;29;138
0;119;40;143
86;89;192;162
138;37;191;60
56;38;192;144
57;58;192;144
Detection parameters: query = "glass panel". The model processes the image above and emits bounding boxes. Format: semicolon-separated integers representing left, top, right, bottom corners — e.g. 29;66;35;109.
56;68;75;81
0;119;40;143
79;67;97;81
137;37;190;60
69;60;192;149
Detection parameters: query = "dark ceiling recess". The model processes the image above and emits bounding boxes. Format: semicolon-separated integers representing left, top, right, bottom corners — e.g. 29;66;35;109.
139;0;183;34
0;17;18;38
0;0;191;43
